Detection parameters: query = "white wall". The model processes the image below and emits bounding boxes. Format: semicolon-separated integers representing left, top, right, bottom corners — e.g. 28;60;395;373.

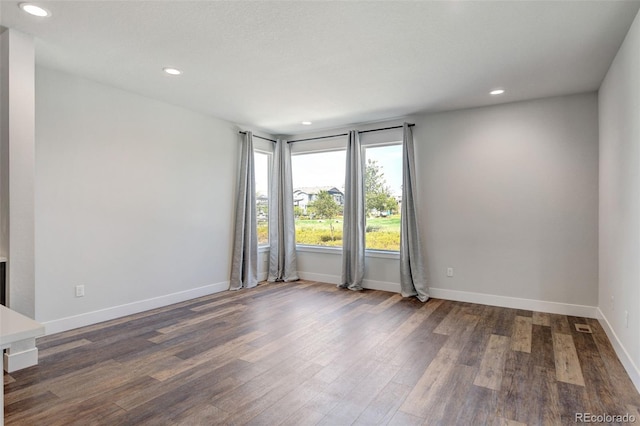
0;28;4;261
35;67;238;327
598;9;640;383
0;29;7;275
296;247;401;293
0;29;36;317
416;93;599;308
291;93;599;312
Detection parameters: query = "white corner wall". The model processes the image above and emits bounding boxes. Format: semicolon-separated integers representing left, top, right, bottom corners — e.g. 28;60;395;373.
415;93;599;311
35;67;238;331
0;29;36;317
598;9;640;387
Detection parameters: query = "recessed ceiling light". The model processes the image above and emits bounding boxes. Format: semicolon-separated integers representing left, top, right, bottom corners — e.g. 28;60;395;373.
163;67;182;76
301;121;312;125
490;89;505;96
19;3;50;17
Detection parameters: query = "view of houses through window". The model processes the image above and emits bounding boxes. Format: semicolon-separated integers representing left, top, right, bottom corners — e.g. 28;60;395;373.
254;143;402;251
290;143;402;251
292;150;346;247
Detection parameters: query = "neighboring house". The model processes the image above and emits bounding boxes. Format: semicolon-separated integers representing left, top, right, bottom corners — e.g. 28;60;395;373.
293;187;344;213
256;194;268;220
256;194;269;205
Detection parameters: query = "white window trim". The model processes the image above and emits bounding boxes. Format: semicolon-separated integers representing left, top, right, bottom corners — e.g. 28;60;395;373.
361;139;402;148
296;244;342;255
295;244;400;259
365;249;400;259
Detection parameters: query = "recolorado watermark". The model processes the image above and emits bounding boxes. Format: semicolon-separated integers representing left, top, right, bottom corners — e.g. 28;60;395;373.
575;412;636;423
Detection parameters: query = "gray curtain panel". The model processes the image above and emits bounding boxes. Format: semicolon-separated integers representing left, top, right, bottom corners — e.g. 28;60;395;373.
400;123;429;301
340;130;365;290
229;131;258;290
268;139;299;282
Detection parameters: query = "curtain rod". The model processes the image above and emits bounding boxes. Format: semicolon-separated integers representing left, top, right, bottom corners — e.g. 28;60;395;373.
238;131;277;143
287;123;415;144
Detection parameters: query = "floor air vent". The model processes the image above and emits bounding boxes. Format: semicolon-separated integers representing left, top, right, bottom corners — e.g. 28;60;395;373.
575;324;593;334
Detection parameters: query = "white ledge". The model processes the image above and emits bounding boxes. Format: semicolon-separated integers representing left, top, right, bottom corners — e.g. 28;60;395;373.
296;245;400;259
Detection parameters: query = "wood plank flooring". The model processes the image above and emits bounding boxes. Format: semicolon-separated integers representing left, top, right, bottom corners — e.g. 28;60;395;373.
4;280;640;425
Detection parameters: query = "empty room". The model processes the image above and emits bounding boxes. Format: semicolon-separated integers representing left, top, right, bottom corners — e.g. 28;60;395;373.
2;0;640;424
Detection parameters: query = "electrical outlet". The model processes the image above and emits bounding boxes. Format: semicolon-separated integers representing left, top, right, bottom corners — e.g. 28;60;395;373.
447;267;454;277
75;285;85;297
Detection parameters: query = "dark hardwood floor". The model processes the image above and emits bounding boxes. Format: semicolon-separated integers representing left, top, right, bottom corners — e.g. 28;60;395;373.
4;280;640;425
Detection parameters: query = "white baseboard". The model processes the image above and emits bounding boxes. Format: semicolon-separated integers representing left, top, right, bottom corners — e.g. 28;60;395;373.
298;272;339;285
596;308;640;393
4;347;39;373
41;281;229;335
297;272;401;293
298;272;597;318
428;287;598;318
363;279;401;293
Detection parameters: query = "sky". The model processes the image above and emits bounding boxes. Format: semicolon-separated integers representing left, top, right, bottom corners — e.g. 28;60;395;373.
254;145;403;197
254;152;270;196
365;145;403;196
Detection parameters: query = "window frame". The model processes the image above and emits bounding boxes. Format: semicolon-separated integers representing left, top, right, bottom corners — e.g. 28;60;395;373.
362;141;403;254
254;148;272;248
290;136;402;257
291;147;347;250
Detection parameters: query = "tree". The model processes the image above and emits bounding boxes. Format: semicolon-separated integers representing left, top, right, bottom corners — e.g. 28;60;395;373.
364;159;397;215
365;159;387;195
308;191;340;219
368;192;398;215
308;191;341;241
293;205;305;218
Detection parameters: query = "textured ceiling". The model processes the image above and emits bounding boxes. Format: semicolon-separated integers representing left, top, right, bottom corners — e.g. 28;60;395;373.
1;1;639;135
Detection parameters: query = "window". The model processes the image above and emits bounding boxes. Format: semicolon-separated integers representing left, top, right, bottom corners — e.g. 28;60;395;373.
364;144;402;251
290;139;403;253
254;151;270;246
291;150;346;247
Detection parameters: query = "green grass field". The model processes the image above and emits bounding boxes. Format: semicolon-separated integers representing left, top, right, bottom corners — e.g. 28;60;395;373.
292;215;401;251
257;221;268;245
364;215;401;251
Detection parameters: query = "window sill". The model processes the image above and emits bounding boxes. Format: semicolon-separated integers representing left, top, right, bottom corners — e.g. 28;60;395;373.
295;244;399;259
296;245;342;255
365;250;400;259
